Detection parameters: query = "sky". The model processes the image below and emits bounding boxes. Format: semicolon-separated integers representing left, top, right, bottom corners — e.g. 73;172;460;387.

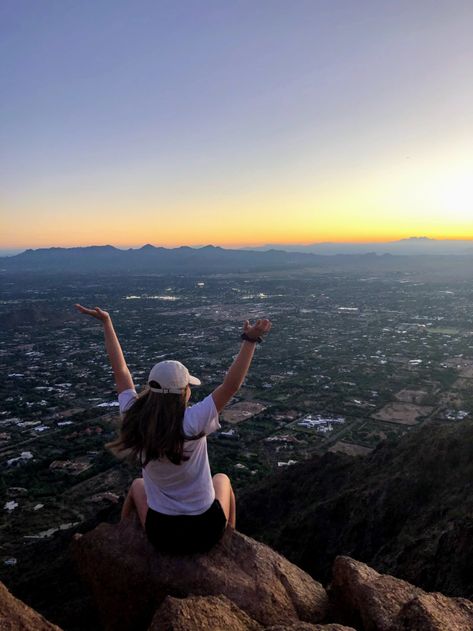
1;0;473;252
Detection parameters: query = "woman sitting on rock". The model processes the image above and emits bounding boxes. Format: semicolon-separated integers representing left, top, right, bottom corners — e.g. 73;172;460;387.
75;304;271;555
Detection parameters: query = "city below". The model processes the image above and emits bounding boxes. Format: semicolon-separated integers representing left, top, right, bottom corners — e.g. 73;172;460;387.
1;264;472;572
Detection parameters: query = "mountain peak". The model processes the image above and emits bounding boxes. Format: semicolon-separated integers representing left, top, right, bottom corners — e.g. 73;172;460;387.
139;244;156;251
199;244;223;251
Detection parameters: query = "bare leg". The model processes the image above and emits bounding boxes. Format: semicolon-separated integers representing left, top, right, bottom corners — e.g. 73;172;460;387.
229;486;236;529
121;478;148;528
212;473;236;530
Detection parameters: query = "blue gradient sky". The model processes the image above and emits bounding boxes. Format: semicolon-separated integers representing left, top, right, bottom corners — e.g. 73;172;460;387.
1;0;472;250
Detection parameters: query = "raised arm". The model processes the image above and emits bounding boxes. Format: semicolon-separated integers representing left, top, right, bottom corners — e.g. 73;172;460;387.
75;304;134;394
212;319;271;413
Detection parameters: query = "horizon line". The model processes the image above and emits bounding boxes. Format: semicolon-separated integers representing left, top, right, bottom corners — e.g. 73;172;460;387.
2;235;473;256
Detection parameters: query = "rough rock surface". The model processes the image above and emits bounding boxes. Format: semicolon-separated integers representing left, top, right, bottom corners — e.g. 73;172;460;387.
330;556;473;631
390;591;473;631
72;516;328;631
330;556;423;630
149;595;356;631
149;594;262;630
0;580;63;631
265;625;356;630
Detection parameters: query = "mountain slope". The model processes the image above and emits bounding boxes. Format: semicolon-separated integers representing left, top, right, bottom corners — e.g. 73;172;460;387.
0;244;327;273
237;418;473;598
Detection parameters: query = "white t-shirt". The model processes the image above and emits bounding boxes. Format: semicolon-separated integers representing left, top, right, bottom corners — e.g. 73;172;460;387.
118;389;221;515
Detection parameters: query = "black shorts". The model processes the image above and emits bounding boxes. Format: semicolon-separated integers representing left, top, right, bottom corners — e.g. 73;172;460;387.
145;499;227;555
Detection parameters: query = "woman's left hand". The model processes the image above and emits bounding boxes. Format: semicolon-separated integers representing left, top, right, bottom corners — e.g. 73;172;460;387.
243;318;272;340
75;304;110;322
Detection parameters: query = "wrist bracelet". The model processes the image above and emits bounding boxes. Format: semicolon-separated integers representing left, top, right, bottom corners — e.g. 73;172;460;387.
241;332;263;344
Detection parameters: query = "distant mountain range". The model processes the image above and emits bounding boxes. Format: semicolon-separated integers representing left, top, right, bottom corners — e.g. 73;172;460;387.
251;237;473;256
1;240;473;274
0;244;328;274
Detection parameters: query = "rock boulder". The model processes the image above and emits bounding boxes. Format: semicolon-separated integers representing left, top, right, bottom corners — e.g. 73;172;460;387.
330;556;422;630
149;594;356;631
0;580;62;631
391;591;473;630
72;516;328;631
330;556;473;631
149;594;262;630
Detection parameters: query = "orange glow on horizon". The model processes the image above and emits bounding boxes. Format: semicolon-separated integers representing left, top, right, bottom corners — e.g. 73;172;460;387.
3;230;473;251
3;142;473;251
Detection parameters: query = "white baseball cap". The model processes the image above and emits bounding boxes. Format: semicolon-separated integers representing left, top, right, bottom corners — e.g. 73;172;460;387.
148;360;201;394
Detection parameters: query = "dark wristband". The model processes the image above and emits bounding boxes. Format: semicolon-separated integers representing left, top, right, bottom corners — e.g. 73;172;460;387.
241;332;263;344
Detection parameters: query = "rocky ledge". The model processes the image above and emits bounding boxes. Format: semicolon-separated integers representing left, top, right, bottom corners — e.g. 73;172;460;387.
71;516;329;631
3;518;473;630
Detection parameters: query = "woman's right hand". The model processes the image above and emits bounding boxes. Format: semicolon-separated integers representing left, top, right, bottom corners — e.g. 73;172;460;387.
75;304;110;322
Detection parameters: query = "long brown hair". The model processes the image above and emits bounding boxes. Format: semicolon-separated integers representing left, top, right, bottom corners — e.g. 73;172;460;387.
107;385;205;466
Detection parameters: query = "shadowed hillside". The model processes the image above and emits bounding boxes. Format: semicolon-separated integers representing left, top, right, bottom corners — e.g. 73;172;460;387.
238;418;473;598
